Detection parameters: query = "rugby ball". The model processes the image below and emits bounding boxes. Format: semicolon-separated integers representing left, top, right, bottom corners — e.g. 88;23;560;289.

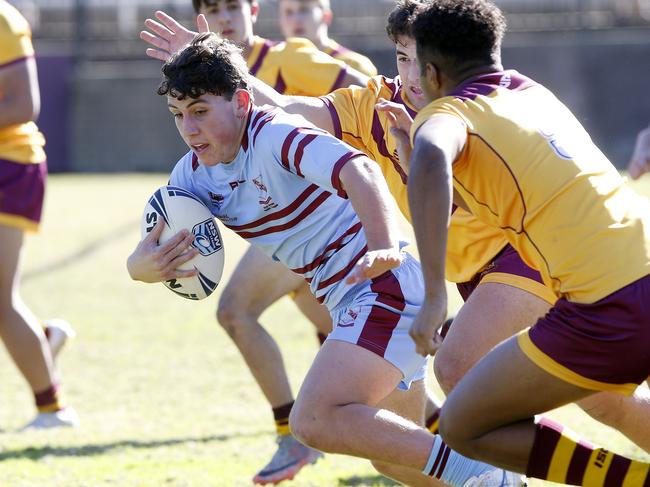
140;185;225;300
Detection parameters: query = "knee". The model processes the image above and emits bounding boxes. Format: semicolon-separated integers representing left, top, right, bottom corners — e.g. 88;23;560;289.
216;295;255;338
437;404;478;459
288;405;327;451
578;393;625;428
433;352;466;396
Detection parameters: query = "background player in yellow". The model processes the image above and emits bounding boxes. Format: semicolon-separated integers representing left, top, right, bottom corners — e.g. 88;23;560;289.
141;1;372;483
407;1;650;485
277;0;377;76
145;0;650;459
0;0;78;430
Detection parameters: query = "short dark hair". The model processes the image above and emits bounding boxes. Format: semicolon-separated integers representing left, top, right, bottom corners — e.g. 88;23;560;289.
157;32;250;100
192;0;254;15
386;0;426;44
412;0;506;70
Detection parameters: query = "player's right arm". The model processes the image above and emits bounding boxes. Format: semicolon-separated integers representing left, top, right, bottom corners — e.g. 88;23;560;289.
126;219;198;283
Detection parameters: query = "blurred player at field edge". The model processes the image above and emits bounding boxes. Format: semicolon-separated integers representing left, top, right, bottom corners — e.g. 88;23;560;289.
0;0;78;430
277;0;377;76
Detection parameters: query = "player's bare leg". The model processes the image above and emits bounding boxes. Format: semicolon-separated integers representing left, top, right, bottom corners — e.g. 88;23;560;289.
216;245;321;484
0;225;78;429
291;280;331;341
291;340;524;486
439;336;650;485
435;281;650;453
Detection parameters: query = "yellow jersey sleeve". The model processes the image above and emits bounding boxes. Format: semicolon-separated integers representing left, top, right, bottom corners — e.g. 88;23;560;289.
323;76;411;220
324;40;377;77
248;36;349;97
0;2;34;66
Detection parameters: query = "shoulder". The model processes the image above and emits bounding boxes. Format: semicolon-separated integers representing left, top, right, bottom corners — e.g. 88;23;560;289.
169;151;200;186
326;41;377;77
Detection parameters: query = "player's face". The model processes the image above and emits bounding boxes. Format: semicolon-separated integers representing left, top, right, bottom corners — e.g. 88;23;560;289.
278;0;326;41
199;0;258;45
394;36;427;110
168;92;248;166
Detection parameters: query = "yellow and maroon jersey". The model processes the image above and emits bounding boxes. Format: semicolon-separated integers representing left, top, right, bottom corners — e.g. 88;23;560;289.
0;1;45;165
248;36;350;96
323;39;377;77
322;75;506;282
412;70;650;303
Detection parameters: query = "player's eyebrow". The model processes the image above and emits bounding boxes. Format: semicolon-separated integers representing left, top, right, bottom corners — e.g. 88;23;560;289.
168;99;205;109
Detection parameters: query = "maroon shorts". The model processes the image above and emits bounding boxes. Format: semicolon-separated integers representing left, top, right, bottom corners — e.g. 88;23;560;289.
0;158;47;231
520;274;650;394
457;244;556;304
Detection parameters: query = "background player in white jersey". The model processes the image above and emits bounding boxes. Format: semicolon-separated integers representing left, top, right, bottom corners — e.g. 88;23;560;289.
127;33;525;486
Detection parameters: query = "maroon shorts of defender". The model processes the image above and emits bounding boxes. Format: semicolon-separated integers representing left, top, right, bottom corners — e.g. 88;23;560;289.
0;159;47;225
456;244;544;302
529;274;650;386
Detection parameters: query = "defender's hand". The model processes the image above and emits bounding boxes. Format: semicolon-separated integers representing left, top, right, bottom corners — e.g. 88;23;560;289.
127;219;199;283
140;11;210;62
375;98;414;173
409;294;447;356
346;248;403;285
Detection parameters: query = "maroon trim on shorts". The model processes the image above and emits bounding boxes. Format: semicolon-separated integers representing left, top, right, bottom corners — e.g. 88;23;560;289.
456;244;542;301
355;270;406;356
529;274;650;386
0;158;47;224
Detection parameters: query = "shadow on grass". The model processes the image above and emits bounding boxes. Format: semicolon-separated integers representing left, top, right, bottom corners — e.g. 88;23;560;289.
339;474;400;486
0;430;267;461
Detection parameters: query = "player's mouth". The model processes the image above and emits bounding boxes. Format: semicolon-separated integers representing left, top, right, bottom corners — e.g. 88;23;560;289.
221;29;235;37
293;28;305;36
409;85;423;97
192;144;209;154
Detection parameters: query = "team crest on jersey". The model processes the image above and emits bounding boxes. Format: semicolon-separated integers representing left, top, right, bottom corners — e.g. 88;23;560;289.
191;219;223;256
253;175;278;212
208;191;225;209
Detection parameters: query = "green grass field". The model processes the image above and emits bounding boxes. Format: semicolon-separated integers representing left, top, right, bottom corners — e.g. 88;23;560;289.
0;173;648;486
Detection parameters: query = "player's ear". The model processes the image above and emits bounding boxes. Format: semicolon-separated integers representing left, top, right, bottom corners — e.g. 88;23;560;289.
423;62;440;92
322;8;333;26
233;89;251;118
250;1;260;22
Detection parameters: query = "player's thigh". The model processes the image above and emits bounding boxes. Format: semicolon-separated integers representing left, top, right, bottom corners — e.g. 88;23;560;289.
435;281;551;392
440;335;592;442
377;378;426;426
292;281;331;335
219;245;304;317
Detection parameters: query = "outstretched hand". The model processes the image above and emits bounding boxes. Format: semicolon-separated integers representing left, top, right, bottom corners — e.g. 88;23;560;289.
140;11;211;62
126;219;199;283
375;98;414;173
345;248;404;285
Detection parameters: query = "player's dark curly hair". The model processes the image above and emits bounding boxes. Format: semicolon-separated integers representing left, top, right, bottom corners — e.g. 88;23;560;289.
412;0;506;73
157;32;250;100
192;0;254;14
386;0;427;43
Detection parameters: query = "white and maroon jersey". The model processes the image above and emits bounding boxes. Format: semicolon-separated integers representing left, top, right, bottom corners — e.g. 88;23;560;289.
169;105;373;309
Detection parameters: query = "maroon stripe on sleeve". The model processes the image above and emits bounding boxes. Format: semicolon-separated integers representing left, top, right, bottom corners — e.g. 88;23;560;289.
0;55;31;70
371;111;407;184
274;72;287;94
252;112;277;146
329;66;348;92
224;184;319;231
435;446;452;479
235;191;332;239
320;96;343;139
603;456;631;487
290;222;363;274
281;128;303;170
565;439;593;484
293;133;318;177
249;40;272;76
526;417;564;480
316;245;368;291
331;152;364;198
